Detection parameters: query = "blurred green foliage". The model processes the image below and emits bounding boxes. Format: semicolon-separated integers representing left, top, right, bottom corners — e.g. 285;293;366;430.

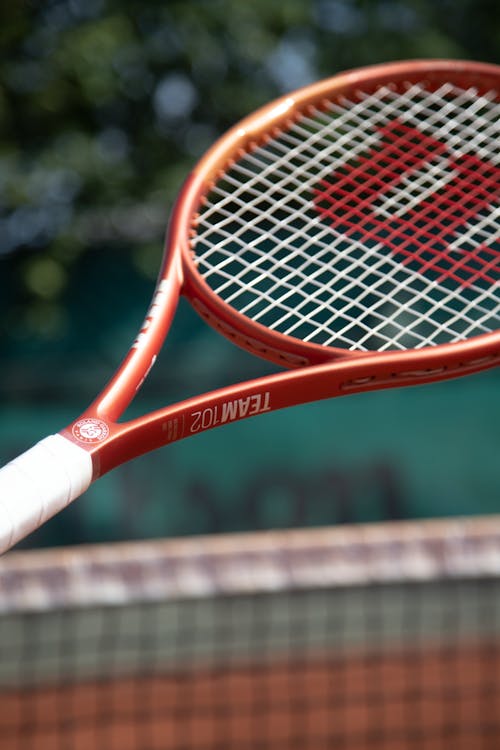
0;0;498;374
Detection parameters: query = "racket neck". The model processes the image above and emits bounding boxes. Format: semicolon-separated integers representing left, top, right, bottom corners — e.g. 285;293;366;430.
93;264;182;423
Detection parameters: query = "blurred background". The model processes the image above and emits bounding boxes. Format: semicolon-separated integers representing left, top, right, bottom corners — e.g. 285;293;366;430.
0;0;498;548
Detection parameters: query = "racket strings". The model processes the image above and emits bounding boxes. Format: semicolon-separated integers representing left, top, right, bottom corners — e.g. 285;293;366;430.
193;82;500;352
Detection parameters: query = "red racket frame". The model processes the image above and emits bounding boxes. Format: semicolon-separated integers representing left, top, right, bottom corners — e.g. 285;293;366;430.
60;59;500;479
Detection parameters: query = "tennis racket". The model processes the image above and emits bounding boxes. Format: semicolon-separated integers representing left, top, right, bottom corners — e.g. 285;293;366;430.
1;59;499;552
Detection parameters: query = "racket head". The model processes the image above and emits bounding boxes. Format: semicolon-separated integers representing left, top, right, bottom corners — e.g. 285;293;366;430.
167;59;500;368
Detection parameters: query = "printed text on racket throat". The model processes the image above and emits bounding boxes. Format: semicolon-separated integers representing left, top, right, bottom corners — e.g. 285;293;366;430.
190;392;271;433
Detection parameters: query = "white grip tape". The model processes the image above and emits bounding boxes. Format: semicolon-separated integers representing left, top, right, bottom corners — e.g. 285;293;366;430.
0;435;93;553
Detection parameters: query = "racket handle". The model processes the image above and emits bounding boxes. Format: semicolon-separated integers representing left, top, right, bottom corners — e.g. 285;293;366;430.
0;435;92;554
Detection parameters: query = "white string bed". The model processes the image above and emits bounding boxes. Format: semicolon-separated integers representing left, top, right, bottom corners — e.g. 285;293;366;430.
194;82;500;351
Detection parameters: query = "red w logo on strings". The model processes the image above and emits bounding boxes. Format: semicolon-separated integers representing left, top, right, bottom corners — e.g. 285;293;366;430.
313;119;500;289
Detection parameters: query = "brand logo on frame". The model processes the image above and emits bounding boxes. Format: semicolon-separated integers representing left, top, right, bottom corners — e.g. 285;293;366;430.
132;279;170;351
72;418;109;443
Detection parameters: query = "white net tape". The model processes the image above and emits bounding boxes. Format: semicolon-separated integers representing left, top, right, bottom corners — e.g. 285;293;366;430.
194;82;500;351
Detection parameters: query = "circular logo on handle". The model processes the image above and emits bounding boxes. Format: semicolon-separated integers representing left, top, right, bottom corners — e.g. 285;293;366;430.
72;418;109;443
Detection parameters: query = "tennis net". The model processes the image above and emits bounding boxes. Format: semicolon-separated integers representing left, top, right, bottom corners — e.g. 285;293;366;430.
1;517;500;749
